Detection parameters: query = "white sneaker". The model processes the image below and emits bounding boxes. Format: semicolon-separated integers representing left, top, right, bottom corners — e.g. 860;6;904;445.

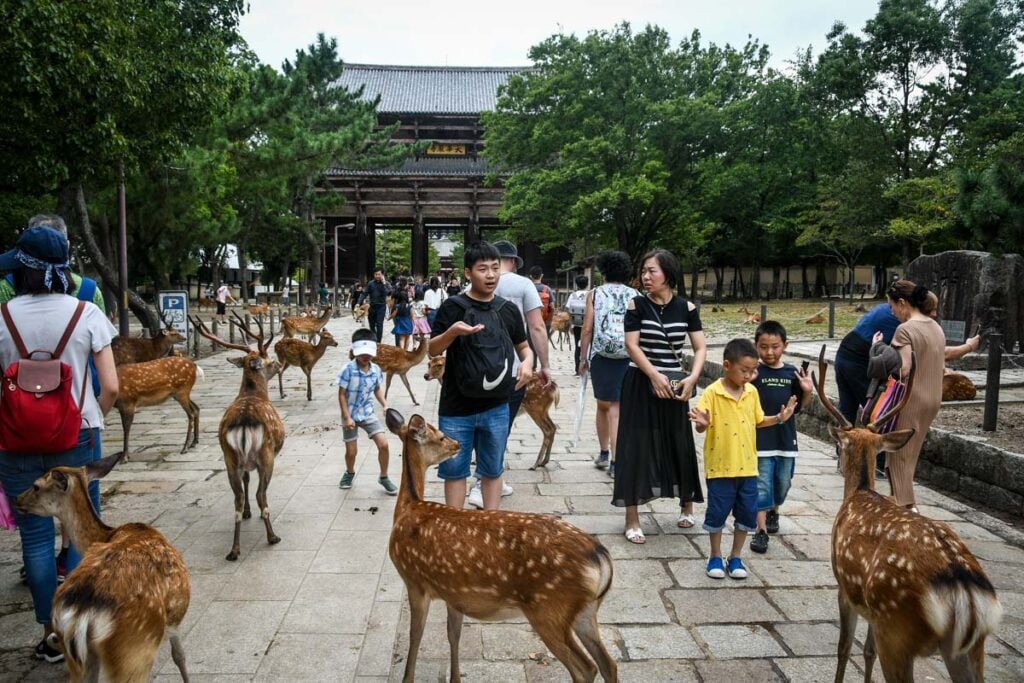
501;481;514;497
467;483;484;509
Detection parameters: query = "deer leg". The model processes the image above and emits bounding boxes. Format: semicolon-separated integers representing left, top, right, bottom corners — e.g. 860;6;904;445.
278;363;288;399
402;586;431;683
173;394;193;454
939;634;984;683
385;372;394;398
256;452;280;545
446;604;465;683
527;613;596;683
836;594;857;683
119;406;134;460
399;372;418;405
226;468;245;561
304;367;312;401
189;400;200;448
242;470;252;519
83;657;100;683
874;636;915;683
863;623;877;683
168;628;189;682
572;601;617;683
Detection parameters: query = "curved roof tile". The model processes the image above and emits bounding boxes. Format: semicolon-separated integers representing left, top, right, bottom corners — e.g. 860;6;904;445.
335;64;528;114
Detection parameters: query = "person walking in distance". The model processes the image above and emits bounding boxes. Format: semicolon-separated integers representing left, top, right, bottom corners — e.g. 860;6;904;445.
566;274;590;374
0;227;119;663
429;242;533;511
578;251;638;476
215;281;235;323
360;267;390;343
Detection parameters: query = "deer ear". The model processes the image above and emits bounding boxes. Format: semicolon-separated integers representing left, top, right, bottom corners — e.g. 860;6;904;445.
51;470;69;491
86;452;124;482
226;356;244;368
385;409;406;435
880;428;916;453
827;423;843;441
407;414;426;439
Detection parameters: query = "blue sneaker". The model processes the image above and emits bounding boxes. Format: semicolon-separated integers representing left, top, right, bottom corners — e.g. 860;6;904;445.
727;556;748;579
706;556;726;579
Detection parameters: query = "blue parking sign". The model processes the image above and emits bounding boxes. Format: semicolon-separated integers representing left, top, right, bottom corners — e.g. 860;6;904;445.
158;291;189;345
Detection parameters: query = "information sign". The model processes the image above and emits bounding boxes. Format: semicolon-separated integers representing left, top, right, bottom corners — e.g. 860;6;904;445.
940;319;966;343
158;291;189;345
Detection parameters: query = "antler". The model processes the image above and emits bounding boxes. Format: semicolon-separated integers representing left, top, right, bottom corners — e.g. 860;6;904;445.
868;351;916;433
812;345;853;430
229;311;276;354
188;315;252;353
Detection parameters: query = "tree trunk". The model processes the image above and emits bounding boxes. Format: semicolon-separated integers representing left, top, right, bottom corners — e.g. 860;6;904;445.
70;183;161;334
238;240;249;305
737;267;746;299
713;266;724;300
689;257;700;303
801;263;811;298
815;260;828;298
771;266;780;300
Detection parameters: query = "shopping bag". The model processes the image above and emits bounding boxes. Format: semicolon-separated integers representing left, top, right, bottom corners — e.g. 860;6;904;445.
868;376;908;433
0;482;16;531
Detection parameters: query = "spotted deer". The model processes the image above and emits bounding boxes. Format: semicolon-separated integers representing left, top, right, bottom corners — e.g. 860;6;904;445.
813;347;1002;682
374;333;429;405
385;409;616;683
549;309;573;350
423;356;560;469
273;329;338;400
115;355;203;458
353;302;369;324
190;314;286;561
14;453;190;682
111;324;186;366
281;306;332;342
248;303;270;318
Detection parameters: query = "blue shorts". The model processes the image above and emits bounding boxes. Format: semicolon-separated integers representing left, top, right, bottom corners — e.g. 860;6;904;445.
703;476;758;533
757;456;796;511
438;404;510;481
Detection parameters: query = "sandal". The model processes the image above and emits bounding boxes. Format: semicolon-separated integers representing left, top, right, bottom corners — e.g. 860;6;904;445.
624;527;646;544
676;512;696;529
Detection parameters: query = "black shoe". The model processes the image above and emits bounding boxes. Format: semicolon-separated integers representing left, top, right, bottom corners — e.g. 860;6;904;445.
750;530;770;554
19;565;27;586
55;547;69;584
35;639;63;663
766;510;780;535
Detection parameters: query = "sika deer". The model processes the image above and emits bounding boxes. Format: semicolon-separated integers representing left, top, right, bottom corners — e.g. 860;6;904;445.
115;355;203;459
14;453;190;682
190;315;286;561
386;409;616;683
813;347;1002;682
549;310;572;350
274;329;338;400
424;356;560;469
281;306;332;342
375;333;428;405
111;324;186;366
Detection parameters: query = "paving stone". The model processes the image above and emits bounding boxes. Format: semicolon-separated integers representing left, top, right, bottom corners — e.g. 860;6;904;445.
765;588;839;621
170;600;289;674
309;530;389;574
116;480;185;494
967;540;1024;565
610;559;674;590
279;572;377;634
665;588;784;625
279;484;347;516
750;560;837;587
616;660;699;681
215;550;314;601
618;624;702;659
536;483;612;496
0;611;38;649
694;624;787;659
356;600;402;677
560;514;643;536
693;658;785;680
784;534;833;561
481;624;547;660
254;633;362;682
775;622;848;656
601;532;701;560
775;656;863;682
1000;623;1024;656
598;589;672;624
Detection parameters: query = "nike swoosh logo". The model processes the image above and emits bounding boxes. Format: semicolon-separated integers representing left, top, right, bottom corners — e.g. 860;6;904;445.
482;360;509;391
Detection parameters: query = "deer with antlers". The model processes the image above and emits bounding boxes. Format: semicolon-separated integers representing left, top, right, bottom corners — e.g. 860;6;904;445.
111;318;186;366
190;314;286;561
114;355;203;459
14;453;190;682
374;333;429;405
281;306;332;343
813;347;1002;682
273;329;338;400
386;409;616;683
423;356;560;469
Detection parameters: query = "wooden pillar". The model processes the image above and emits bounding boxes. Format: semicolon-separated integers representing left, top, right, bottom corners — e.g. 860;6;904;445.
355;207;370;283
412;207;427;280
465;183;481;245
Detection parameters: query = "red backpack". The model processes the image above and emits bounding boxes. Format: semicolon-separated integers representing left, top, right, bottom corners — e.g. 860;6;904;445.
0;301;88;453
536;284;553;323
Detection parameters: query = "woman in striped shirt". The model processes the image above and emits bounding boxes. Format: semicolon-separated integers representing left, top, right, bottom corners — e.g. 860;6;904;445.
612;249;707;544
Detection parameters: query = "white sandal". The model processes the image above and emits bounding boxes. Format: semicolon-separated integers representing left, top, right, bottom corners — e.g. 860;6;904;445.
677;512;696;529
624;527;646;544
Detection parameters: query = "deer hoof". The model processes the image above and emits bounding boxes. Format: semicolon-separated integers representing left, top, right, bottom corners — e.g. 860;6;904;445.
242;509;252;520
267;535;281;545
225;549;240;561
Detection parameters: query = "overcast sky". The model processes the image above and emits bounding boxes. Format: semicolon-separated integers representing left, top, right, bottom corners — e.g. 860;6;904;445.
239;0;880;72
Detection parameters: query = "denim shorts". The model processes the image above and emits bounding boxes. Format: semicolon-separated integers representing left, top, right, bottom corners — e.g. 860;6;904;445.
757;456;796;511
438;404;510;480
703;476;758;533
343;416;385;443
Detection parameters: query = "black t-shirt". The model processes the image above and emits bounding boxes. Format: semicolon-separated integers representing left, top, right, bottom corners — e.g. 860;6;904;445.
364;280;390;305
431;294;527;416
753;363;802;455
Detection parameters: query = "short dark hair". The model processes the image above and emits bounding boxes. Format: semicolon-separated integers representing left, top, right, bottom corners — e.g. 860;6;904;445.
529;265;543;279
639;249;680;290
723;338;758;363
754;320;788;343
574;274;589;289
13;267;77;296
595;250;633;283
464;241;501;268
373;266;383;274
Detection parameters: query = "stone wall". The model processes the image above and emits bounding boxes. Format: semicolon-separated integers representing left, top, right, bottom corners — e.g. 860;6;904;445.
907;250;1024;351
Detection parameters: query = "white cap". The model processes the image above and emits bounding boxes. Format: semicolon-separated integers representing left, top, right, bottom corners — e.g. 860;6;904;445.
352;339;377;357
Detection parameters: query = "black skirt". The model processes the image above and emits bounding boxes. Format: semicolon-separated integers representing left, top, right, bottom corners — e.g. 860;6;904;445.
612;367;704;507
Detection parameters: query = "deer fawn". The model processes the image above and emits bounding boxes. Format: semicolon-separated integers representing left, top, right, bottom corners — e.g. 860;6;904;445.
273;329;338;400
115;355;203;459
353;302;369;324
375;333;429;405
190;314;286;561
281;306;332;342
549;310;573;350
813;347;1002;682
424;356;560;469
14;453;190;682
111;324;186;366
385;409;616;683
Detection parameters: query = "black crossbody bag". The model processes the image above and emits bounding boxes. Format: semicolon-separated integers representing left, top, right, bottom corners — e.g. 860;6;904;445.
648;301;688;397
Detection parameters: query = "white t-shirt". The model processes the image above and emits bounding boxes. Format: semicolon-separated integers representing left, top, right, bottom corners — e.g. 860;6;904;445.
216;285;230;303
0;294;114;430
423;287;446;311
496;272;543;373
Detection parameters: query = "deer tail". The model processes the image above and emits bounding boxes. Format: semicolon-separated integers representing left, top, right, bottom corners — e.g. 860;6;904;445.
195;366;205;383
592;543;613;600
551;384;560;408
922;566;1003;656
52;606;115;679
225;424;265;463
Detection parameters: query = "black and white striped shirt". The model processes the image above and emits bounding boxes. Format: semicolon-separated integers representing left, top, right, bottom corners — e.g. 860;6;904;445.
623;296;703;371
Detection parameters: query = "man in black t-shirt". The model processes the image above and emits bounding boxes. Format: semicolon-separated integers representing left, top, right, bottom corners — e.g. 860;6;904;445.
360;268;391;342
430;242;532;511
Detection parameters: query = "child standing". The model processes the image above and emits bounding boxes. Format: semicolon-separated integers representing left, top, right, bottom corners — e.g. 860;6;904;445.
749;321;813;553
337;328;396;495
689;338;796;579
389;290;413;350
411;289;432;337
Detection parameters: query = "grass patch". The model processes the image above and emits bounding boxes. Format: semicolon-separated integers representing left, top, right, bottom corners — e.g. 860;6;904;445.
698;299;880;342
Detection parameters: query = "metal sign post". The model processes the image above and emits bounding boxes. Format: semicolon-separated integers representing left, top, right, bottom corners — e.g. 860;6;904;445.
158;291;189;348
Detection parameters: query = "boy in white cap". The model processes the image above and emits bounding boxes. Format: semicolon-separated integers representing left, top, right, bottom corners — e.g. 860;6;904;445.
337;328;395;494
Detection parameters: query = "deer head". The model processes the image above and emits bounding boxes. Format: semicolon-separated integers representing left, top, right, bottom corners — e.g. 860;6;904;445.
385;409;460;468
316;329;339;349
423;355;446;382
15;452;122;518
190;314;281;382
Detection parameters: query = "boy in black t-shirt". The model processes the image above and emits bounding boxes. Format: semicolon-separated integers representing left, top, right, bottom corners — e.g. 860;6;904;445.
750;321;813;554
429;242;532;511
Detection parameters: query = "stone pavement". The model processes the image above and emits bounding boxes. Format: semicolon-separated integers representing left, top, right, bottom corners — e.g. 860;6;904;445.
0;314;1022;682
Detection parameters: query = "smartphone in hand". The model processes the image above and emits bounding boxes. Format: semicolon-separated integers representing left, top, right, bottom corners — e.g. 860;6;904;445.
801;360;810;373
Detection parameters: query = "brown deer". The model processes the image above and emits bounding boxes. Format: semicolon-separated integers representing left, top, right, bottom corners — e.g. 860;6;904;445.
111;324;186;366
353;302;369;323
385;409;616;683
375;333;429;405
273;329;338;400
115;356;203;459
423;356;560;469
190;314;286;561
549;309;573;350
813;347;1002;682
942;369;977;401
281;306;332;342
248;303;269;317
197;296;215;311
14;453;190;682
805;306;828;324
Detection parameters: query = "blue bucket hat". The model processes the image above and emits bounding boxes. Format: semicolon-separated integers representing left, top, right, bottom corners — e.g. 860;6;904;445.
0;227;71;290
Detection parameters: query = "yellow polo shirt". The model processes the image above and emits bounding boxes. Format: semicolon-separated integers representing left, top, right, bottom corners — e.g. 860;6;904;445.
697;379;764;479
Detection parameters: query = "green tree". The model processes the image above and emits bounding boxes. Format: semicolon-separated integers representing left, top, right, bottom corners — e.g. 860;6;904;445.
956;132;1024;252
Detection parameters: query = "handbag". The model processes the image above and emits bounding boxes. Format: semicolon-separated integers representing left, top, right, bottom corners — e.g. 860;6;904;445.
0;482;16;531
863;376;907;433
648;300;688;397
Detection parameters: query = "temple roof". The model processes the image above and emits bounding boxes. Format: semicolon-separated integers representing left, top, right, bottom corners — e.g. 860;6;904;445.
335;64;528;114
328;156;495;178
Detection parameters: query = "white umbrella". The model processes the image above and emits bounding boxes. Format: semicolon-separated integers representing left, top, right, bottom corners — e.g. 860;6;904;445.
571;370;589;448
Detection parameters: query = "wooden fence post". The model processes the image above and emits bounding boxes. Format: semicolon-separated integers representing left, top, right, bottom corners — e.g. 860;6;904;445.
828;301;836;339
983;333;1002;432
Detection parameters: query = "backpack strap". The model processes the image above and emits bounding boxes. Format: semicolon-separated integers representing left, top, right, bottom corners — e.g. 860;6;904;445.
0;303;30;359
53;301;87;358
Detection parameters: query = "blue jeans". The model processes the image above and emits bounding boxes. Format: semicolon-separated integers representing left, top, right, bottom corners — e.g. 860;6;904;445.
756;456;796;511
438;404;510;480
0;429;101;624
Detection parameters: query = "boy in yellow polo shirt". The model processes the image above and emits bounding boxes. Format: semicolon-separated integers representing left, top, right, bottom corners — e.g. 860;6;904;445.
689;338;797;580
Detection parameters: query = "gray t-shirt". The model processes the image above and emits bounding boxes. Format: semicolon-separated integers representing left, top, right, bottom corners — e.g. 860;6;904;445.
0;294;114;430
496;272;542;373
